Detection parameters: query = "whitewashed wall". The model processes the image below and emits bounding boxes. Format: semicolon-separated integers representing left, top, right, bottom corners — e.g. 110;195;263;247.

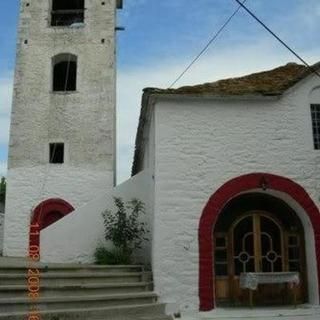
40;170;153;265
3;168;113;258
4;0;117;257
150;76;320;312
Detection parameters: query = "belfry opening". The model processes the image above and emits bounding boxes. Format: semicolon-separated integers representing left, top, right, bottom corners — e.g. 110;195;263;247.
51;0;85;26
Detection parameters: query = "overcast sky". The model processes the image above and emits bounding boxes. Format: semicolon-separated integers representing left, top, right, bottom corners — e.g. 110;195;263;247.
1;0;320;182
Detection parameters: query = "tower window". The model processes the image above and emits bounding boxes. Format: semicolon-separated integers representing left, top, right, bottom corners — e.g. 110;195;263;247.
52;54;77;92
117;0;123;9
49;143;64;164
311;104;320;149
51;0;85;27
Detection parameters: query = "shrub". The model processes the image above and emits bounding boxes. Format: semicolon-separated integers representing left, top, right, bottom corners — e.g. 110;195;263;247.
96;197;149;265
94;247;131;265
102;197;148;252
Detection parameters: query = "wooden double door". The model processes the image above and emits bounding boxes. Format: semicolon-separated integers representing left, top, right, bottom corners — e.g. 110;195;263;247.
215;211;306;305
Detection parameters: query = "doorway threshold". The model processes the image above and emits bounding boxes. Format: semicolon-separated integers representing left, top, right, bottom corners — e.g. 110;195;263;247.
181;305;320;320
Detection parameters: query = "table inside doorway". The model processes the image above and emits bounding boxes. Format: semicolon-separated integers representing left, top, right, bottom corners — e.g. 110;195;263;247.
240;272;300;307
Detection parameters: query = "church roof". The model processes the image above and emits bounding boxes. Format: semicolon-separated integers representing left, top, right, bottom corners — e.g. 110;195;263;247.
132;62;320;175
144;62;319;97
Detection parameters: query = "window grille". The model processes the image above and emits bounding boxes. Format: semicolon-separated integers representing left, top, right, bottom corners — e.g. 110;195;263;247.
310;104;320;150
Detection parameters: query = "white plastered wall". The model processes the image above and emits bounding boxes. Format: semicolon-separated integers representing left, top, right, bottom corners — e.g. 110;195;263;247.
150;75;320;312
4;167;113;258
3;0;117;257
40;170;153;265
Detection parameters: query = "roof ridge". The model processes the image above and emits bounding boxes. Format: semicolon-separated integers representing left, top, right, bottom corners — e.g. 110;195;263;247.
144;61;318;97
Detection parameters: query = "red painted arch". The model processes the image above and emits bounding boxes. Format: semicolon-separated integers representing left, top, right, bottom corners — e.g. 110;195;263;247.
29;198;74;248
199;173;320;311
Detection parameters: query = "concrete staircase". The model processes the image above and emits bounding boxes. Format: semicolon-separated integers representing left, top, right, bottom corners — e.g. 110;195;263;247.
0;262;172;320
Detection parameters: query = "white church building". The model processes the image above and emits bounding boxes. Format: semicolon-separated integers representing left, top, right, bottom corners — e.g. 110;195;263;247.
2;0;320;316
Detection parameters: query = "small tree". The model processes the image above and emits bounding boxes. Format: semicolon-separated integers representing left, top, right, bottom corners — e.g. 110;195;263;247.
95;197;149;265
0;177;6;205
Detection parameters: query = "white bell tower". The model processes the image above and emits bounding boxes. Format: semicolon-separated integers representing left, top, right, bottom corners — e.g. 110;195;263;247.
3;0;122;257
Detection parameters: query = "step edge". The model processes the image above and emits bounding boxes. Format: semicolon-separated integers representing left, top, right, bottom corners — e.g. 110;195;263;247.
0;302;166;316
0;291;158;304
0;282;152;290
0;272;144;278
0;263;144;269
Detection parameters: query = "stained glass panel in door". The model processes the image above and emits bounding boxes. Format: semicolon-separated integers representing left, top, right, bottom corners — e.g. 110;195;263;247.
233;216;255;275
260;216;283;272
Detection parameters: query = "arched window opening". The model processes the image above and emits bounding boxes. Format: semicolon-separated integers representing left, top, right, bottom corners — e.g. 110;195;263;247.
51;0;85;27
52;54;77;92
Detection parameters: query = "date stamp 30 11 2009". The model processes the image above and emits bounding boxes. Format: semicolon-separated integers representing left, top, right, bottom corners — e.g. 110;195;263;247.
28;222;41;320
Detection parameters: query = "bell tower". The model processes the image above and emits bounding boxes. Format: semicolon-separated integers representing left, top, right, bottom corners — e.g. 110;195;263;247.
3;0;122;257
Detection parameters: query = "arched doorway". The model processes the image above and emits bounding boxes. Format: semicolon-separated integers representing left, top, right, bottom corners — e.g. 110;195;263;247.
29;198;74;248
214;194;307;306
199;173;320;311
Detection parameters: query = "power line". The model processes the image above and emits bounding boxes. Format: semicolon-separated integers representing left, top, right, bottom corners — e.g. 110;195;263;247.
168;0;247;88
234;0;320;78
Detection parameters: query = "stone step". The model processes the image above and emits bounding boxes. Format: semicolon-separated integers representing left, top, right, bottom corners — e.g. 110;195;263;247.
0;264;144;274
0;260;169;319
137;316;173;320
0;282;152;298
0;292;158;313
0;303;170;320
0;271;143;285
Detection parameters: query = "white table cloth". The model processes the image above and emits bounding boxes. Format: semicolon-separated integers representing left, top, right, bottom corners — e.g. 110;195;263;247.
240;272;300;290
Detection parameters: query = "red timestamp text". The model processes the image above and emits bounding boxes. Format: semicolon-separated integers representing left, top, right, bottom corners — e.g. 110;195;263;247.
28;223;41;320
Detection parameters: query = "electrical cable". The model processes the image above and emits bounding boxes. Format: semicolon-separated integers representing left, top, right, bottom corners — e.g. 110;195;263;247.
234;0;320;78
168;0;247;88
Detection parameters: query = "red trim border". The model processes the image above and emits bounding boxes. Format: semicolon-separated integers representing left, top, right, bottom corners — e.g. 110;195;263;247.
29;198;74;249
199;173;320;311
